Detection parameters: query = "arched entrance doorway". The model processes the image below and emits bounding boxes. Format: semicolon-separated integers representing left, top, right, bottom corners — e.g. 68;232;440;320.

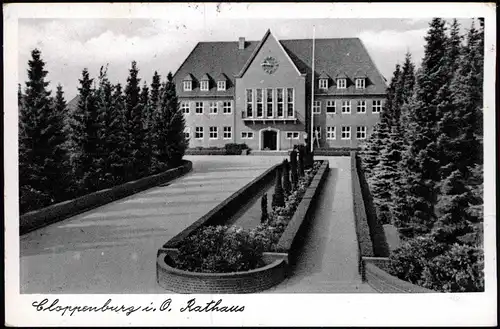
260;128;279;151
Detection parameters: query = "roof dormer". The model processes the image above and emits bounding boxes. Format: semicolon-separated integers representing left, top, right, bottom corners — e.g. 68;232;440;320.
354;70;368;89
200;73;211;91
336;72;348;89
183;74;194;91
216;73;227;91
318;72;330;90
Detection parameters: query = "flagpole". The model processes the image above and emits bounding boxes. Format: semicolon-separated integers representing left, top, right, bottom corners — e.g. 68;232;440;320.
310;26;315;153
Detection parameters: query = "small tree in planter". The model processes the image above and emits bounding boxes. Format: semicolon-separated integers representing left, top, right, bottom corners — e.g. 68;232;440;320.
290;149;298;189
282;159;291;196
261;193;268;223
298;145;305;177
272;168;285;209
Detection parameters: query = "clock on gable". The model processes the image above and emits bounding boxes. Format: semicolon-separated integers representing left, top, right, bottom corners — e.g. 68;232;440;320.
261;56;279;74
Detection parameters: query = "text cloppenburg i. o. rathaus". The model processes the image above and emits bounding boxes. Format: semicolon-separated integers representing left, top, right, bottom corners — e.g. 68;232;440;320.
175;29;387;151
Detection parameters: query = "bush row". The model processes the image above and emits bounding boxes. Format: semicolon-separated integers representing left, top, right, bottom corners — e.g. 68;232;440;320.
185;143;250;155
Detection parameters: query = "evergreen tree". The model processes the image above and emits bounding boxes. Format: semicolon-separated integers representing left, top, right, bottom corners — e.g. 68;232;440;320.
124;61;145;179
272;168;285;208
359;122;390;178
282;159;291;196
67;68;100;193
154;72;187;168
297;145;305;177
106;83;128;184
369;129;403;225
381;63;402;127
431;170;473;244
139;82;152;174
19;49;69;212
396;18;450;235
95;65;115;187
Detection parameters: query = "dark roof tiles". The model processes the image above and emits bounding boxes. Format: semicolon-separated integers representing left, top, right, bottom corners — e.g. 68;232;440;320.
174;34;386;96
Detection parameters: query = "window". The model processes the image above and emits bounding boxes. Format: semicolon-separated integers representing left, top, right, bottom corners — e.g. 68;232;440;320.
357;100;366;113
241;131;254;139
266;89;274;117
223;101;232;114
256;89;263;117
183;81;192;91
313;101;321;114
209;126;218;139
342;100;351;114
200;80;209;91
195;102;203;114
246;89;253;117
355;78;366;89
217;80;226;91
326;126;336;140
277;88;284;117
372;100;382;113
319;79;328;90
313;126;321;140
356;126;367;139
326;100;336;113
341;126;351;140
209;102;218;114
183;127;191;140
195;126;204;139
337;78;347;89
286;132;300;139
181;102;190;114
223;126;232;139
287;88;294;117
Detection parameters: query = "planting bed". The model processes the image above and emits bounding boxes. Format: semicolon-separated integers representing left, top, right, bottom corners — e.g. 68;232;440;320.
157;155;329;293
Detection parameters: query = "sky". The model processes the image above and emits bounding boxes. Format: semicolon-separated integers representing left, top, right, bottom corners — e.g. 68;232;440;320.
18;16;475;101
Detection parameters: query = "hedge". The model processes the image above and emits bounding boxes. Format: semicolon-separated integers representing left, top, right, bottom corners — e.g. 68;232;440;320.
185;143;249;156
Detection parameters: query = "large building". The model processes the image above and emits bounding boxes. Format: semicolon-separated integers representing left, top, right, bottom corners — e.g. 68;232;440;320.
174;29;387;151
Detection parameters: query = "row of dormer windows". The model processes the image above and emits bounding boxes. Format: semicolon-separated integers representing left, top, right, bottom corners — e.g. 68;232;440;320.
318;77;366;90
312;99;382;114
183;80;227;92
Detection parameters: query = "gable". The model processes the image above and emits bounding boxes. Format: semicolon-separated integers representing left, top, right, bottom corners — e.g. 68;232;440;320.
236;30;302;78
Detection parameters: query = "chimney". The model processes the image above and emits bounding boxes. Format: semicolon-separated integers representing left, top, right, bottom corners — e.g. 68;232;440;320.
238;37;245;50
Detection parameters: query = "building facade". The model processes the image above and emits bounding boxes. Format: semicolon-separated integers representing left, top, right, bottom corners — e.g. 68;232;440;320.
174;29;387;151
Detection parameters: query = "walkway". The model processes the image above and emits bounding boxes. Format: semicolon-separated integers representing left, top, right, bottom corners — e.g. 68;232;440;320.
266;156;375;293
20;155;285;293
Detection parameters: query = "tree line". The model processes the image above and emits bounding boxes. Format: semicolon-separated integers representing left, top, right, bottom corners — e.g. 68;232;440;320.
18;49;187;214
360;18;484;292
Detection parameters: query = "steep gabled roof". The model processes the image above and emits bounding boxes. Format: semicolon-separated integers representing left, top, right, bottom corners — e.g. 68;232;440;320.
183;74;194;81
318;72;330;79
215;72;228;81
173;41;258;97
200;73;211;81
173;34;387;97
280;38;387;94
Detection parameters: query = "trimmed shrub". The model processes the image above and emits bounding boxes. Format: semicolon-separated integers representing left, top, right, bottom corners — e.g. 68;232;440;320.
282;159;291;196
261;194;268;224
290;149;298;188
225;143;249;155
297;146;305;177
272;168;285;208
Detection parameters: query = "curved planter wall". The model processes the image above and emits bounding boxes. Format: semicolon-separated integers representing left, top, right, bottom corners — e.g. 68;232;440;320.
157;255;287;294
20;160;193;235
157;160;329;293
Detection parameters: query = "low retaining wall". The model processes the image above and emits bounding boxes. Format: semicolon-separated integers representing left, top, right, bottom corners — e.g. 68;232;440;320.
163;162;281;249
185;149;227;155
363;257;433;293
157;160;329;293
20;160;193;235
157;254;287;294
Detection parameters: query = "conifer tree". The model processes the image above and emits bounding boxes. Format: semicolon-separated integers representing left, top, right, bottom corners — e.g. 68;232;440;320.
139;82;152;174
67;68;100;192
154;72;187;168
95;65;115;187
297;145;305;177
106;83;128;184
359;122;389;177
124;61;145;179
19;49;69;211
260;194;268;223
